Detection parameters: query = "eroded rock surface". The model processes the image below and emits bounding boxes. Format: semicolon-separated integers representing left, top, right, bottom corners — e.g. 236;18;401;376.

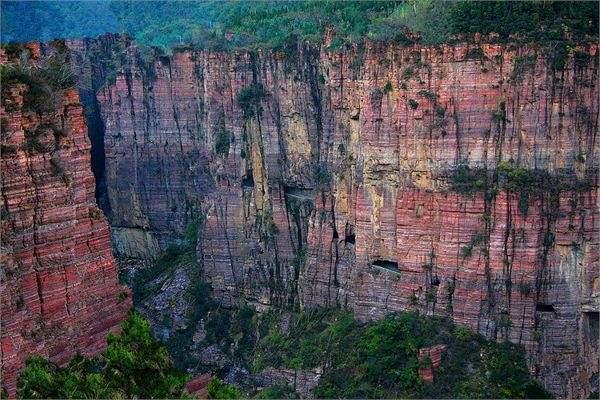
66;35;599;396
0;45;131;396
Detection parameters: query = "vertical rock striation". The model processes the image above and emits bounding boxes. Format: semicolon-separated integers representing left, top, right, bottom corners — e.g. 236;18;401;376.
68;36;599;396
0;45;131;396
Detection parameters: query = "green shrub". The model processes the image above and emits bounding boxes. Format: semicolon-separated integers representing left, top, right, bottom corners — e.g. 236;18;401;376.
492;99;507;123
1;43;24;59
23;131;49;154
250;307;546;398
448;1;597;42
435;105;446;117
511;55;537;83
1;54;75;113
460;244;473;259
518;282;532;296
497;314;512;329
460;232;485;260
253;384;297;399
17;312;190;399
409;293;418;306
237;83;266;119
215;126;232;157
451;161;593;205
408;99;419;110
465;47;485;60
449;164;487;194
383;81;393;94
1;144;18;155
4;1;597;53
117;291;129;302
314;163;332;189
426;288;438;302
207;377;242;399
418;89;437;101
454;326;474;341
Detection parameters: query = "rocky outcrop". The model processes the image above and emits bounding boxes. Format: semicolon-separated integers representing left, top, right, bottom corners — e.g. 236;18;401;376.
66;35;599;397
185;373;211;397
0;45;131;396
258;367;322;399
418;344;447;383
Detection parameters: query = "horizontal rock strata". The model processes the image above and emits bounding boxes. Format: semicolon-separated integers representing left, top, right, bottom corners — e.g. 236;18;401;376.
66;35;599;397
0;45;131;396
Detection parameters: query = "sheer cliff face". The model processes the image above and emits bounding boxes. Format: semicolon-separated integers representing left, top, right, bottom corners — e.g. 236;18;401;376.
69;35;599;396
0;45;131;396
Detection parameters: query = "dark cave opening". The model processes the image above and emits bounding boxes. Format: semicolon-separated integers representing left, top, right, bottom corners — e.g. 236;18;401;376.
283;185;315;201
345;234;356;244
535;303;556;313
585;311;599;349
242;174;255;188
372;259;400;272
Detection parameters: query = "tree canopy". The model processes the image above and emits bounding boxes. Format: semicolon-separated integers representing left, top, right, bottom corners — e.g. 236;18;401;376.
17;312;190;399
2;1;597;50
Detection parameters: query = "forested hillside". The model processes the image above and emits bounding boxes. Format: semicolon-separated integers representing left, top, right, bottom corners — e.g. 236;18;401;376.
2;0;597;49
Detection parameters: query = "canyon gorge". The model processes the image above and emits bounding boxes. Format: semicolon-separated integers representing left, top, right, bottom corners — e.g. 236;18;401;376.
1;32;599;398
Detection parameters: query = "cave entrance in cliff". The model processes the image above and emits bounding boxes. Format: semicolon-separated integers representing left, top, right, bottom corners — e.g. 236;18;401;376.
242;174;255;188
535;303;556;313
372;259;400;273
283;185;315;201
584;311;599;350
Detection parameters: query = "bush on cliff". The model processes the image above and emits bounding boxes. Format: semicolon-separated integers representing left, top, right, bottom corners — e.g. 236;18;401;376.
17;311;191;399
250;308;550;399
207;377;243;399
449;162;594;215
0;50;75;113
237;83;266;119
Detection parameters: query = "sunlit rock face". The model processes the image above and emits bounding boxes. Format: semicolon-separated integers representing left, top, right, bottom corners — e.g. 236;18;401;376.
0;45;131;397
68;35;599;397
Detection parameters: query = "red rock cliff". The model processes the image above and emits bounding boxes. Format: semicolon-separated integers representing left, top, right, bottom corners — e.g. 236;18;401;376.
0;45;131;396
68;35;599;397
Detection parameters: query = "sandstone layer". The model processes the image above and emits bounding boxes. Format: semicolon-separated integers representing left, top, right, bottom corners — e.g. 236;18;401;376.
0;45;131;396
67;35;599;397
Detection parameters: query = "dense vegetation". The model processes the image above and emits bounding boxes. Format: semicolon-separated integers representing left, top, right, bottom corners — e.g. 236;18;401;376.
17;312;190;399
147;300;549;398
249;309;549;399
118;213;549;399
449;162;594;214
2;1;597;50
17;279;549;399
0;43;75;113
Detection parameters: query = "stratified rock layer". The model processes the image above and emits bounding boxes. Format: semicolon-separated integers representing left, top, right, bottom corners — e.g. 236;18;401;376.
68;35;599;397
0;46;131;396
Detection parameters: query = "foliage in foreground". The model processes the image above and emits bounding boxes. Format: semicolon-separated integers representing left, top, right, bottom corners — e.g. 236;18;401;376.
17;312;190;399
207;377;242;399
183;305;550;398
249;309;550;399
17;304;551;399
